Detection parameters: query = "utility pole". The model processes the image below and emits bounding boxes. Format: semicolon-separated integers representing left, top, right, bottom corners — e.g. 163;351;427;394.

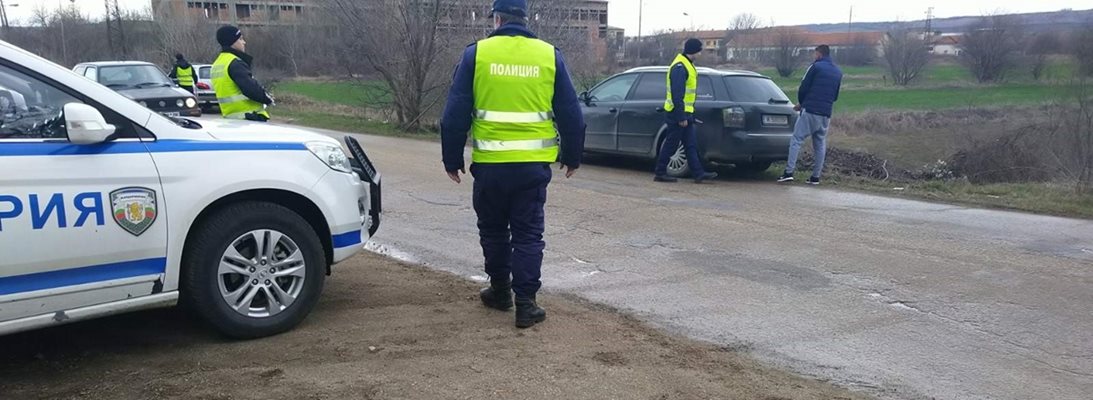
59;0;67;67
636;0;643;63
0;0;10;31
847;6;853;36
924;7;935;37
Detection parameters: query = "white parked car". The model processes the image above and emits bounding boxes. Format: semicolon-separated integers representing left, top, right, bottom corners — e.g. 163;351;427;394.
0;40;381;339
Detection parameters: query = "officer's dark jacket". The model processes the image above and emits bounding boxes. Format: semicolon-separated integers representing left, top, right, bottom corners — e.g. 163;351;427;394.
221;48;273;105
440;22;587;172
797;56;843;118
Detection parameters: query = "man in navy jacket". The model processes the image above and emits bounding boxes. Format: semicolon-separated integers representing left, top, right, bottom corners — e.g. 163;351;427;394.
778;45;843;185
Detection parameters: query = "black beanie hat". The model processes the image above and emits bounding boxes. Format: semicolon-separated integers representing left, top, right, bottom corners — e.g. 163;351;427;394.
216;25;242;48
175;53;184;60
684;38;703;55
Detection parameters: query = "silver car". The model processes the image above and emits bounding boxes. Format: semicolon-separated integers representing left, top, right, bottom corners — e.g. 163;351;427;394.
192;63;218;112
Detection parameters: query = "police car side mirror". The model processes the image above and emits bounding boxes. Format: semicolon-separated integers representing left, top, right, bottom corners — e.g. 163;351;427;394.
64;103;116;145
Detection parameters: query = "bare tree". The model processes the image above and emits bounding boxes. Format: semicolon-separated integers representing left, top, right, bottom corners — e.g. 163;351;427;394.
838;33;876;67
153;5;216;66
1026;32;1062;81
767;27;805;78
721;13;762;61
1072;24;1093;77
960;15;1026;83
882;30;929;86
319;0;467;131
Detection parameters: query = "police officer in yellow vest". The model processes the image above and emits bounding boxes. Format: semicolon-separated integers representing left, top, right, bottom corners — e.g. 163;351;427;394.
169;53;196;94
654;38;718;183
441;0;586;329
212;25;274;122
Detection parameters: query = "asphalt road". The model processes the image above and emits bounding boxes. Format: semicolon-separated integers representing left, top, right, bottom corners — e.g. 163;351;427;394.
327;128;1092;400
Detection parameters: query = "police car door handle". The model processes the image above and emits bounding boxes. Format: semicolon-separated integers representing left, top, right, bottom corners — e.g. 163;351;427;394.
608;108;618;113
656;107;665;112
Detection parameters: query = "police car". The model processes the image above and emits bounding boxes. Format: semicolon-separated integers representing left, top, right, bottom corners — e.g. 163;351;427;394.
0;41;381;339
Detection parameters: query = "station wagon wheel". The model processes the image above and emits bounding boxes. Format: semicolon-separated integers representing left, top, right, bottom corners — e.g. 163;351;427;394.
182;201;326;339
218;229;307;318
665;142;691;178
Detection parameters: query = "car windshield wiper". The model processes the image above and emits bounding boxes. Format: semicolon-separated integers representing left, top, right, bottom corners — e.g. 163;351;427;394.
105;83;131;89
135;82;169;88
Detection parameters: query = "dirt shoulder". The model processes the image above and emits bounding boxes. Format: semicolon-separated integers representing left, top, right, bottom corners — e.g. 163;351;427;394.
0;253;868;400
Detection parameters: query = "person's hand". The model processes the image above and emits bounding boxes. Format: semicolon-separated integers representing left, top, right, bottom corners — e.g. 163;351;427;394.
561;164;578;179
793;104;802;112
446;168;465;184
678;119;689;128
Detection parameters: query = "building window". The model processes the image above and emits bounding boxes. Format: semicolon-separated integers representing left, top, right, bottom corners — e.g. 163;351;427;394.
236;4;250;19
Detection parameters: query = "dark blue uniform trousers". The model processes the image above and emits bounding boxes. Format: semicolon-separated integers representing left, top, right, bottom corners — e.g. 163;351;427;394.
471;163;552;299
654;117;708;177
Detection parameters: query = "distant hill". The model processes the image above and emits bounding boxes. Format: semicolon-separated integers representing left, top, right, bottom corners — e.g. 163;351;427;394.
798;8;1093;33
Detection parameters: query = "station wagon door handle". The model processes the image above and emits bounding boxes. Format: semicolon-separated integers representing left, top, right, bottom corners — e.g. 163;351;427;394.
655;107;665;112
609;108;618;113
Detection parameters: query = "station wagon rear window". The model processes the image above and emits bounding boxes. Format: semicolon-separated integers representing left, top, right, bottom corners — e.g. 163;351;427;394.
723;76;790;103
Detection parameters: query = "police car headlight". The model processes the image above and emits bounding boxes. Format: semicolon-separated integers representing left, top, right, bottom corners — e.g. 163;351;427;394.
184;98;197;108
176;99;185;108
306;142;353;173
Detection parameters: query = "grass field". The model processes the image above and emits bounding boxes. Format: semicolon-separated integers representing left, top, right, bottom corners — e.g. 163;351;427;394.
273;80;390;107
762;61;1078;114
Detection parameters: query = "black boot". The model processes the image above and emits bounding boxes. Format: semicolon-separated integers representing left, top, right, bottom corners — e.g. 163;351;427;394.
515;297;547;329
480;279;513;311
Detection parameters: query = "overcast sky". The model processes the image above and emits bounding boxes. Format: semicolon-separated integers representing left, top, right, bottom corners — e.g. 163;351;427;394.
4;0;1091;34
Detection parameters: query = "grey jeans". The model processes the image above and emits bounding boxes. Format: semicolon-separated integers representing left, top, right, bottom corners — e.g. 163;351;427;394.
785;110;831;178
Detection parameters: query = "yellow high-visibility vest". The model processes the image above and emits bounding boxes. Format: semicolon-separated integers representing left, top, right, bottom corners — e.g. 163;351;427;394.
664;53;697;114
470;36;559;164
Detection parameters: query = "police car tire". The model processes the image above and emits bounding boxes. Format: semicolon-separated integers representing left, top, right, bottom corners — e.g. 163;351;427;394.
181;201;326;339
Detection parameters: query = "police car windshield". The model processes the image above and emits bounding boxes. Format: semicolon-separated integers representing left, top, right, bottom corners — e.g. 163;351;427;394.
97;65;172;89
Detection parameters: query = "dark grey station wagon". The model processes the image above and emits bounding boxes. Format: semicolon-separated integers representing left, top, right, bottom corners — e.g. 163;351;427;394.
579;66;796;177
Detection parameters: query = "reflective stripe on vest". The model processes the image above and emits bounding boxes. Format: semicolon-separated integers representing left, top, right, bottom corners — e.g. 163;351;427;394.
471;35;559;164
176;66;195;87
474;110;555;123
473;138;558;151
211;52;267;119
664;53;698;114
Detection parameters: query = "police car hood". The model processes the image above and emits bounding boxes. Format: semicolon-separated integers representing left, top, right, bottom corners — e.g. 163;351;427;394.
197;118;341;146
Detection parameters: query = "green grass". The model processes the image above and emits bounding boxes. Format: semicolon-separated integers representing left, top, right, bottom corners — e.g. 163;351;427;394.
273;80;390;107
804;84;1063;114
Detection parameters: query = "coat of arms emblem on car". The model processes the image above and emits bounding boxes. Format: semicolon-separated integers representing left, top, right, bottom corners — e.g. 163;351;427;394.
110;187;158;236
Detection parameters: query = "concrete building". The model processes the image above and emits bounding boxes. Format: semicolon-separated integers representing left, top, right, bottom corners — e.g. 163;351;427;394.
151;0;310;26
151;0;620;62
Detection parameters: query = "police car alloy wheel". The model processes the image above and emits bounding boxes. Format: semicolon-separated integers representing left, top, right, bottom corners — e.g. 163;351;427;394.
218;229;307;318
182;201;326;339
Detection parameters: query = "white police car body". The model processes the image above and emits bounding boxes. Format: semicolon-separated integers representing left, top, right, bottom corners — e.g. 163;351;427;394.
0;41;380;338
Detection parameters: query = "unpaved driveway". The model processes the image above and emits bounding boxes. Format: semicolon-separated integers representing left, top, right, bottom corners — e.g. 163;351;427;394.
0;253;866;400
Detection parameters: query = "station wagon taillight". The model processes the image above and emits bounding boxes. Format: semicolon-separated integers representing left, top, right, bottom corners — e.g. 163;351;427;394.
723;107;746;129
196;82;211;90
